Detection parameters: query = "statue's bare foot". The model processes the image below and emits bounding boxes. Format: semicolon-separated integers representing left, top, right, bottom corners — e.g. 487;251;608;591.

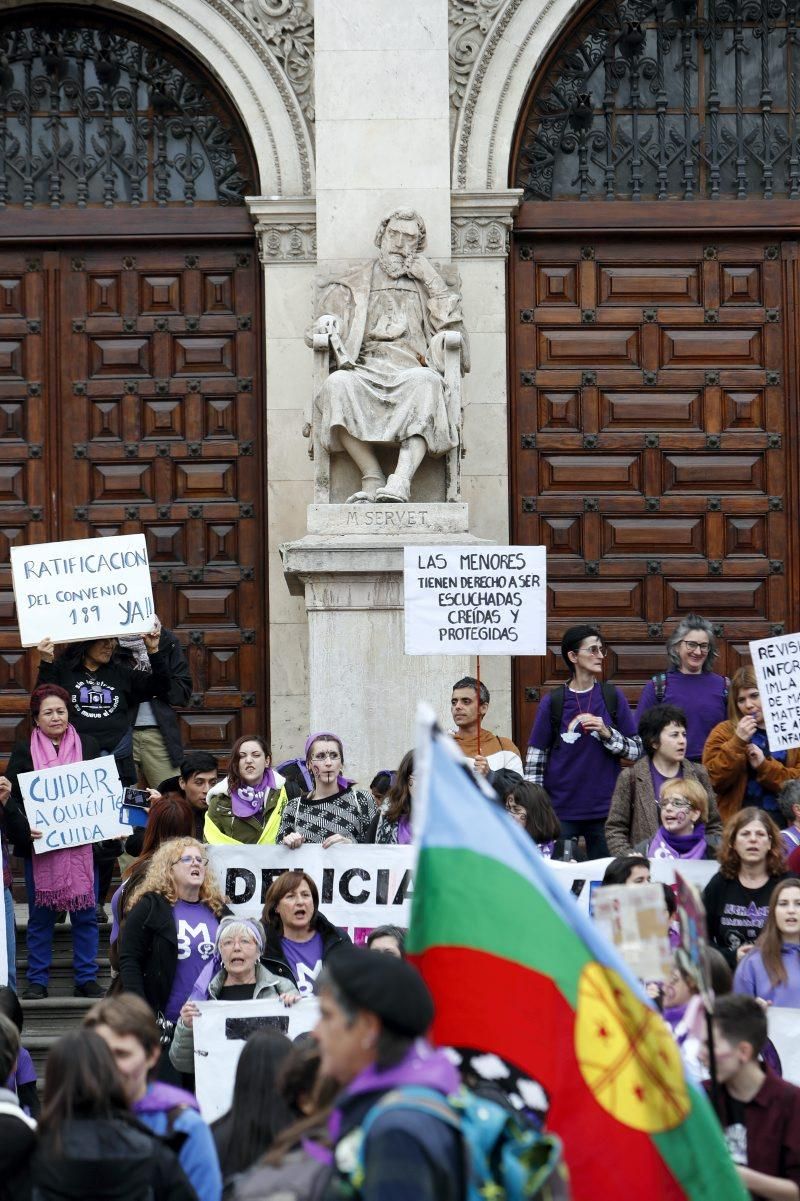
375;473;411;503
345;491;375;504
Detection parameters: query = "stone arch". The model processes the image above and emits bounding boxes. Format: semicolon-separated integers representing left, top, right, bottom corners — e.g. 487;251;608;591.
0;0;315;196
452;0;584;191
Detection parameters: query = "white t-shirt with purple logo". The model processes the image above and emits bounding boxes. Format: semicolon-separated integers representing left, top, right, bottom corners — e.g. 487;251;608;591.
281;930;324;995
165;899;219;1022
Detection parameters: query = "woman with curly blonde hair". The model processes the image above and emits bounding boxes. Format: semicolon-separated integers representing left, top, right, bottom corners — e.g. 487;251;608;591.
702;808;792;970
119;838;228;1074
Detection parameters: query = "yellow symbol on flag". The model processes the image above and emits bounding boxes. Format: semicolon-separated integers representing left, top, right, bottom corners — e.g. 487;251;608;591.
575;963;690;1133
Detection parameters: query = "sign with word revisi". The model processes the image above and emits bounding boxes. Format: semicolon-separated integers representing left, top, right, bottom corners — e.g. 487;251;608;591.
19;755;129;852
749;631;800;752
403;545;547;656
11;534;155;646
206;843;414;942
194;997;320;1123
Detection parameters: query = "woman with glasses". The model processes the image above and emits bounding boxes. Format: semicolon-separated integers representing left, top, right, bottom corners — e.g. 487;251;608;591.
119;836;227;1076
606;704;722;857
503;780;579;861
204;735;300;846
525;624;640;859
634;615;728;762
703;665;800;823
632;777;717;860
278;732;376;848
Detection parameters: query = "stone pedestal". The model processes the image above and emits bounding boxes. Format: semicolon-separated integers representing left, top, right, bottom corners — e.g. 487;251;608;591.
281;502;487;782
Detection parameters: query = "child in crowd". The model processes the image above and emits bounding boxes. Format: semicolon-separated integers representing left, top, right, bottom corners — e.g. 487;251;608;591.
701;994;800;1200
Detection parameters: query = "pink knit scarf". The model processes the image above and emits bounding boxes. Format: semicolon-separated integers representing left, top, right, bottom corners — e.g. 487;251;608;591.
30;726;96;911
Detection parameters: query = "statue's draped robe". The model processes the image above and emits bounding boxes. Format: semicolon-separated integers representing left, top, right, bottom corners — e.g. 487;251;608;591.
315;261;461;457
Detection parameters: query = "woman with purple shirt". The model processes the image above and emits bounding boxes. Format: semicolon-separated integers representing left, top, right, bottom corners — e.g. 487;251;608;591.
635;614;728;762
734;879;800;1007
525;624;640;859
366;751;413;844
119;836;226;1076
261;869;350;997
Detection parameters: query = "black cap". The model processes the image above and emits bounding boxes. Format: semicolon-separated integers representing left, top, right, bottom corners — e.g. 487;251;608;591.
324;945;434;1036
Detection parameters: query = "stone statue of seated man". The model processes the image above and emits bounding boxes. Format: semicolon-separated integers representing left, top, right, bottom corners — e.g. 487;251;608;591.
306;207;465;503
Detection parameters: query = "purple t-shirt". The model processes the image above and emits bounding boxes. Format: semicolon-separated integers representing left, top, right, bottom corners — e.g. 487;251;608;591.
280;930;324;995
635;671;727;760
649;760;683;801
528;684;636;822
164;900;219;1022
5;1045;36;1091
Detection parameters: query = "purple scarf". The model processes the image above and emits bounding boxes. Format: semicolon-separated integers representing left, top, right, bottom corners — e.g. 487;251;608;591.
133;1080;199;1115
230;769;277;818
648;822;707;861
304;731;354;790
30;725;95;911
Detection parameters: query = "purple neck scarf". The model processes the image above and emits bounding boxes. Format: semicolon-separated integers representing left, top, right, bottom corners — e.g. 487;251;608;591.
648;822;707;860
230;769;277;818
304;731;354;790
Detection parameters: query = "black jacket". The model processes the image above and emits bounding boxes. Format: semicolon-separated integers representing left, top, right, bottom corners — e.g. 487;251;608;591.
119;890;228;1014
261;911;351;987
37;652;171;784
30;1115;196;1201
4;734;102;859
119;628;192;766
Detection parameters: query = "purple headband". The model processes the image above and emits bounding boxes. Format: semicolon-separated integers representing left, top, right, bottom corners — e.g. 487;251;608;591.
305;731;354;790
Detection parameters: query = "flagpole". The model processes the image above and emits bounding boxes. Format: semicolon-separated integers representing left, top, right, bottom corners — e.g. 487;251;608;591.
476;654;481;758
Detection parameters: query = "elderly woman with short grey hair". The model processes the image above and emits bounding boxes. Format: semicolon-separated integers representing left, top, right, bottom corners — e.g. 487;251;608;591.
169;917;300;1074
635;614;728;762
778;780;800;856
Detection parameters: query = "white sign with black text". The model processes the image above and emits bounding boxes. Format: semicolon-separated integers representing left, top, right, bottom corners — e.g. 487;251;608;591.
749;631;800;752
19;755;129;852
11;534;155;646
206;843;414;940
194;996;320;1123
403;545;547;656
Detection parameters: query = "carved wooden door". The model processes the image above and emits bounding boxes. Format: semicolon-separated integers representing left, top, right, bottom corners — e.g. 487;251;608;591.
0;244;265;758
511;233;796;741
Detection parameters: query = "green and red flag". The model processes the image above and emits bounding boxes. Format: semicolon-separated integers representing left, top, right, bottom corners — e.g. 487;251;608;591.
406;709;746;1201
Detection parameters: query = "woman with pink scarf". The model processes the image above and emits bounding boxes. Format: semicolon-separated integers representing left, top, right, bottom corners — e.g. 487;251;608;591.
3;685;103;1000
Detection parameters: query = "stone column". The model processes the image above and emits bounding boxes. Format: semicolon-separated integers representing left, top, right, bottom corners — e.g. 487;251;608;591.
281;504;486;782
451;188;523;734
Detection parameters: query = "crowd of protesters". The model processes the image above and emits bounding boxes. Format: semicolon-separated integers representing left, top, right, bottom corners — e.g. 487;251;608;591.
2;616;800;1199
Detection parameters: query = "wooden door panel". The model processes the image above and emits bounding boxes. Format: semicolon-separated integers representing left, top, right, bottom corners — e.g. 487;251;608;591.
512;233;795;743
58;244;265;761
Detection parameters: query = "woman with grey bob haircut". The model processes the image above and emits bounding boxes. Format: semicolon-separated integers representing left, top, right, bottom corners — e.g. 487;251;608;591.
778;779;800;856
635;613;728;762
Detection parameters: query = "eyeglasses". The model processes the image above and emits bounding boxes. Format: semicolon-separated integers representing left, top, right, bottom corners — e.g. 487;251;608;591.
582;644;607;657
173;854;208;867
505;800;526;814
657;799;692;812
681;639;710;653
311;751;341;762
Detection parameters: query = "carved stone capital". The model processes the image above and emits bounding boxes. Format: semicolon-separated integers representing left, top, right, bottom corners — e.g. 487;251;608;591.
247;196;317;264
450;189;523;258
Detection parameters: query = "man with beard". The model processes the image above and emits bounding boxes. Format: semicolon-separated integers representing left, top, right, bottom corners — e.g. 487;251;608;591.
307;208;465;503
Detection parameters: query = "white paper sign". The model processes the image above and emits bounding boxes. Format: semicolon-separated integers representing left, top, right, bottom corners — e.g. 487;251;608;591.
547;856;718;917
768;1008;800;1086
749;632;800;752
206;843;414;939
403;545;547;656
194;996;320;1123
19;755;129;852
11;534;155;646
593;883;673;981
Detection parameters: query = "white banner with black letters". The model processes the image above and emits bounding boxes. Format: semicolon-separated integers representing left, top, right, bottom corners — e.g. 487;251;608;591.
11;533;155;646
403;545;547;656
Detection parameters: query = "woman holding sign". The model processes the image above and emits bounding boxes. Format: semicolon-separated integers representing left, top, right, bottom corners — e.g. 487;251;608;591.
702;665;800;823
3;684;103;1000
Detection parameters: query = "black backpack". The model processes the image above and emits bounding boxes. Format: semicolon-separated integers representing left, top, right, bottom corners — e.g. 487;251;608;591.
548;680;619;747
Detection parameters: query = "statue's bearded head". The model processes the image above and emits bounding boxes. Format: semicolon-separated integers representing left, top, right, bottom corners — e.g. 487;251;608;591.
375;209;426;278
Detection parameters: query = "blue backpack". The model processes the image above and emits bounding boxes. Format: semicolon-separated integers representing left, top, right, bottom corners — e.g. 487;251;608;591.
336;1084;569;1201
